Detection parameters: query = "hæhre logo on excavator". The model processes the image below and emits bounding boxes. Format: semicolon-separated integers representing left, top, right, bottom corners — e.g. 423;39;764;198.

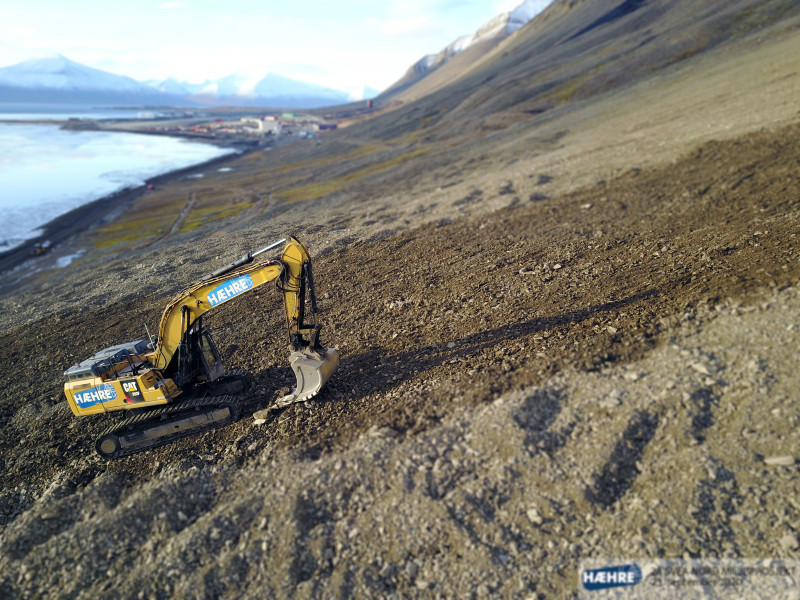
207;275;254;307
75;383;118;407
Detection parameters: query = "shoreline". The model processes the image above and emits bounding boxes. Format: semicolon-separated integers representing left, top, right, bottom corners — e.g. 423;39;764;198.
0;142;260;277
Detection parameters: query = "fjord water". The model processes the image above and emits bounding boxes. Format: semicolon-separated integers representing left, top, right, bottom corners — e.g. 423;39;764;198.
0;102;149;121
0;122;235;250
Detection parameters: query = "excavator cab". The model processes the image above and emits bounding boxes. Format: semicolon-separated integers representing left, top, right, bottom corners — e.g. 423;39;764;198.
198;329;224;383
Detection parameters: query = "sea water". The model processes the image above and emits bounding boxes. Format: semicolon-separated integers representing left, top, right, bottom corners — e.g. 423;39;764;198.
0;102;164;121
0;122;235;250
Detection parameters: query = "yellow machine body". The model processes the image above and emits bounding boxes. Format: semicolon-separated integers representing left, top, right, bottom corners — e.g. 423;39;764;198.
63;237;336;421
64;366;177;416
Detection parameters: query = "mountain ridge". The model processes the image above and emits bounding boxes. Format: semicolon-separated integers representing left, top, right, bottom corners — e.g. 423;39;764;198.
146;72;351;108
0;55;353;108
383;0;549;100
0;55;182;106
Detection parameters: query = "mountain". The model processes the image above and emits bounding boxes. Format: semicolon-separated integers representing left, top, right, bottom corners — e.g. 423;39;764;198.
149;72;351;108
0;55;351;108
383;0;549;100
144;76;193;97
364;0;800;140
0;55;183;106
362;86;381;100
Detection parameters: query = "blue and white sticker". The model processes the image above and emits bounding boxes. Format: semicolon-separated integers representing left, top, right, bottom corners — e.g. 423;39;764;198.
74;383;118;408
207;275;254;307
582;564;642;591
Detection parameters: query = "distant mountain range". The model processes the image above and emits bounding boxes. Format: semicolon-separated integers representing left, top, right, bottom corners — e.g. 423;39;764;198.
0;56;177;106
0;55;355;108
0;1;544;110
145;72;352;108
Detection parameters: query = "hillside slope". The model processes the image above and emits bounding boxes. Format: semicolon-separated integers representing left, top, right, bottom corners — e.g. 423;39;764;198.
2;0;800;597
2;118;800;599
374;0;800;138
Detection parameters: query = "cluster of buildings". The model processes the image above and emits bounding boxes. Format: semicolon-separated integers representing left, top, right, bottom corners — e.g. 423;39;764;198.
238;114;338;136
147;113;337;142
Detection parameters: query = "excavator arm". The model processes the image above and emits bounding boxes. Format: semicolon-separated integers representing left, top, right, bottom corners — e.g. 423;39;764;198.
153;236;338;406
154;236;319;371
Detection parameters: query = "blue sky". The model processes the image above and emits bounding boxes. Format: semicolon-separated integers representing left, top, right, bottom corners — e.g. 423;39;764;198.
0;0;551;97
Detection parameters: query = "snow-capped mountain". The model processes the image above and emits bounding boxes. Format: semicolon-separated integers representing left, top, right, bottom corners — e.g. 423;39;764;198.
146;76;192;97
507;0;550;33
0;55;352;108
255;73;345;102
147;72;349;108
408;0;551;77
361;86;380;100
0;55;151;92
0;55;179;105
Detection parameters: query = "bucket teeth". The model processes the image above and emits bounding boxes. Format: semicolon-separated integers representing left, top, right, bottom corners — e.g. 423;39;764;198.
253;347;339;423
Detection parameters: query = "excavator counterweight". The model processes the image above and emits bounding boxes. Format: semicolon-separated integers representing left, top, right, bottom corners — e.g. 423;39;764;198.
62;236;338;458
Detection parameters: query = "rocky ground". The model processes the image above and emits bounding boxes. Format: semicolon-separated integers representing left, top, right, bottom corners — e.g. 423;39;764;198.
1;111;799;598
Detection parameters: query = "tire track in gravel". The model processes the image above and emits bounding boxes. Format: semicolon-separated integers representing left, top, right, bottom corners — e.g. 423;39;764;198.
585;410;660;509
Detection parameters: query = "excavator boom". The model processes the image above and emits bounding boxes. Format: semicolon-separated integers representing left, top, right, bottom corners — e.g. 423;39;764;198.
155;237;316;371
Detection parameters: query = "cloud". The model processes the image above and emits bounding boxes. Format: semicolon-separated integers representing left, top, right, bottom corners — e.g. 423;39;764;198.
380;15;436;37
4;26;38;37
158;2;185;9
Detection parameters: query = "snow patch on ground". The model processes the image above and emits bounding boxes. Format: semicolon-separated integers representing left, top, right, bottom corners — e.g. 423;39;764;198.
55;250;85;268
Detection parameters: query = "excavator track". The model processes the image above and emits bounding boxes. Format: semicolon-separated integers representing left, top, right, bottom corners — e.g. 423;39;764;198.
95;372;250;459
95;395;241;459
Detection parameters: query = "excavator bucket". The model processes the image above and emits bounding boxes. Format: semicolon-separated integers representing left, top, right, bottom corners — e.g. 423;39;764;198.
253;346;339;423
286;346;339;402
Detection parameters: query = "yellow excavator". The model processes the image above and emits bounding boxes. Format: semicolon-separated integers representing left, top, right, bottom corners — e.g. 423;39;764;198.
62;236;339;459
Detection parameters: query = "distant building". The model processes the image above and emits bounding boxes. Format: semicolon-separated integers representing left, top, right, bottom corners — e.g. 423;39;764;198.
263;119;282;134
241;117;281;135
241;117;260;130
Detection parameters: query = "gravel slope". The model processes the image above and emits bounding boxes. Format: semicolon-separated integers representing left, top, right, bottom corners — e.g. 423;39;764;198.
1;117;799;598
